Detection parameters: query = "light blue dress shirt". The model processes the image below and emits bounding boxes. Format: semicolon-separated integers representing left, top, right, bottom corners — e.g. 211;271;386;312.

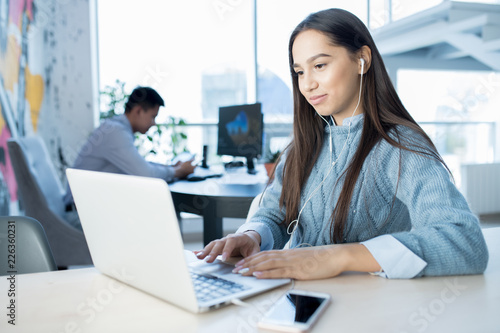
64;114;175;205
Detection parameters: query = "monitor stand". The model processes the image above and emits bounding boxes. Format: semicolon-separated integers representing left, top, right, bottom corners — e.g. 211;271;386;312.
246;157;257;175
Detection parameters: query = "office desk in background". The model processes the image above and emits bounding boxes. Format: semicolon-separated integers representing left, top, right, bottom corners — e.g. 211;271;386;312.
1;228;498;333
169;167;268;245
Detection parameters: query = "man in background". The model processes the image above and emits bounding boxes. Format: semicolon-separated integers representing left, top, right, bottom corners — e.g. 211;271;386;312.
64;86;195;214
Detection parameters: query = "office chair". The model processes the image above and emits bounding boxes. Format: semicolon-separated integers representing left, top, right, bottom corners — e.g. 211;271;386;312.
0;216;57;275
246;192;264;223
7;136;92;267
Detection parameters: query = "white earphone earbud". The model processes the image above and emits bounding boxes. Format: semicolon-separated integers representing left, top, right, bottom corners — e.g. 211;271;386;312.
360;58;365;66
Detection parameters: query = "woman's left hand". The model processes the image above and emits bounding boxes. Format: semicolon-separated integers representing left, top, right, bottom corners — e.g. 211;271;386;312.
232;245;349;280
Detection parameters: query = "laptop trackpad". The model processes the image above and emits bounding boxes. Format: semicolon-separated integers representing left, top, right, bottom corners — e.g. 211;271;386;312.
189;259;234;275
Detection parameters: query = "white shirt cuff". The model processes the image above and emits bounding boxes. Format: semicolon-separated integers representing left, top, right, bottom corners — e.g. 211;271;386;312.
361;235;427;279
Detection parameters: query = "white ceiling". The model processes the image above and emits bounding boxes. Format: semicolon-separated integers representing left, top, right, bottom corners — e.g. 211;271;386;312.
372;1;500;70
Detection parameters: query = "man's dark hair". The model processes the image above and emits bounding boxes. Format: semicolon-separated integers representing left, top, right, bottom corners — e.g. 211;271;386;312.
124;86;164;113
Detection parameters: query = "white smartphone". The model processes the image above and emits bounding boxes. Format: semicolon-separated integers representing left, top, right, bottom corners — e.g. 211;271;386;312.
172;152;195;164
257;290;331;333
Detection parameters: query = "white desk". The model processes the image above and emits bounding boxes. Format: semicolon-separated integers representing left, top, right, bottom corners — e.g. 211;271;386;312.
1;228;499;333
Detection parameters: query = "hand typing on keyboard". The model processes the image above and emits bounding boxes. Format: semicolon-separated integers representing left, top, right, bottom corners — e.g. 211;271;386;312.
194;232;261;263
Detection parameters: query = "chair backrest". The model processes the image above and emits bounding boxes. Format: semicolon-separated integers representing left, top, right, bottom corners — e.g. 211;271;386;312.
0;216;57;275
7;136;66;217
246;192;264;223
0;171;9;215
8;136;93;267
245;192;291;249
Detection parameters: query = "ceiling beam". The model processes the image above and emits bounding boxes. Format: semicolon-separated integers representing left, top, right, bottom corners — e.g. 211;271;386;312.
383;54;491;71
372;2;500;71
427;44;466;60
374;14;490;56
446;32;500;70
483;38;500;52
483;24;500;42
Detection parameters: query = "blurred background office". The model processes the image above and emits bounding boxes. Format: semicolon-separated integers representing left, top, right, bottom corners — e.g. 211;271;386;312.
1;0;499;243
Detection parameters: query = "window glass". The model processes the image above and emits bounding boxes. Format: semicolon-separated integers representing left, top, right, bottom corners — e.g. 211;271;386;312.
256;0;367;123
398;70;499;124
99;1;500;168
398;69;500;185
98;0;254;161
98;0;254;124
369;0;389;29
369;0;444;29
392;0;443;21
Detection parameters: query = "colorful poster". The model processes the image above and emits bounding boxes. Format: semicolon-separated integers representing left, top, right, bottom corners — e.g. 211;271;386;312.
0;0;44;207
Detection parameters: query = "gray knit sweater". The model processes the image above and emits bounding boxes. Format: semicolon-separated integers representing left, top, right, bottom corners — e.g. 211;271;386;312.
240;114;488;277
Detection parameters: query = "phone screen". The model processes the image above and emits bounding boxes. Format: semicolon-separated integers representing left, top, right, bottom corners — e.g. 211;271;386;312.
265;292;328;325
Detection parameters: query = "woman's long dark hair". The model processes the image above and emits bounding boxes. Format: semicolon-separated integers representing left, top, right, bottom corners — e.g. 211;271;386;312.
279;8;448;243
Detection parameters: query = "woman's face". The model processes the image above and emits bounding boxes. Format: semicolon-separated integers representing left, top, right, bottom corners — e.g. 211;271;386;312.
292;29;363;125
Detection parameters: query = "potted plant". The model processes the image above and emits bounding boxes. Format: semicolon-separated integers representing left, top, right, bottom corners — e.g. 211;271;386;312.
99;79;128;119
135;116;189;162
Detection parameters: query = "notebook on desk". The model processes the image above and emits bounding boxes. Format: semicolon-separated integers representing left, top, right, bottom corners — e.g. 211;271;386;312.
66;168;289;313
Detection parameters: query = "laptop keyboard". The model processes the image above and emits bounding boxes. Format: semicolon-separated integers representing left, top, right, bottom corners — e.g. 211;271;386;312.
191;271;250;303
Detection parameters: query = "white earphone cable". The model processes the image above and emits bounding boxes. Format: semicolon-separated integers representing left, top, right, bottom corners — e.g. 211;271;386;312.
287;59;365;245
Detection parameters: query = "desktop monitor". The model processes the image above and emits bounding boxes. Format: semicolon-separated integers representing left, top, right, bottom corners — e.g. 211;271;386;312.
217;103;263;174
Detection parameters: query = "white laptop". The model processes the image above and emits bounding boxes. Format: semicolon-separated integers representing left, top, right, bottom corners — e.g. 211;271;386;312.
66;168;289;313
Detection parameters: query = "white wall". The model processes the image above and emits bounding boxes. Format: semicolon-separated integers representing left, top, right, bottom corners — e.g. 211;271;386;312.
34;0;99;179
0;0;98;209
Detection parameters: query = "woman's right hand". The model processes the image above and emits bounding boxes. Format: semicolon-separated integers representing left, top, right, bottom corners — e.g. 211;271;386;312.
194;231;261;263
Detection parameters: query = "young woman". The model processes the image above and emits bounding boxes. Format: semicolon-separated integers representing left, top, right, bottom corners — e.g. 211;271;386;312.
196;8;488;280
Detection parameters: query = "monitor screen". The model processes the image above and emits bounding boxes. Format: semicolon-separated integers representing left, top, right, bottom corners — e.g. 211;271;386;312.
217;103;263;159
